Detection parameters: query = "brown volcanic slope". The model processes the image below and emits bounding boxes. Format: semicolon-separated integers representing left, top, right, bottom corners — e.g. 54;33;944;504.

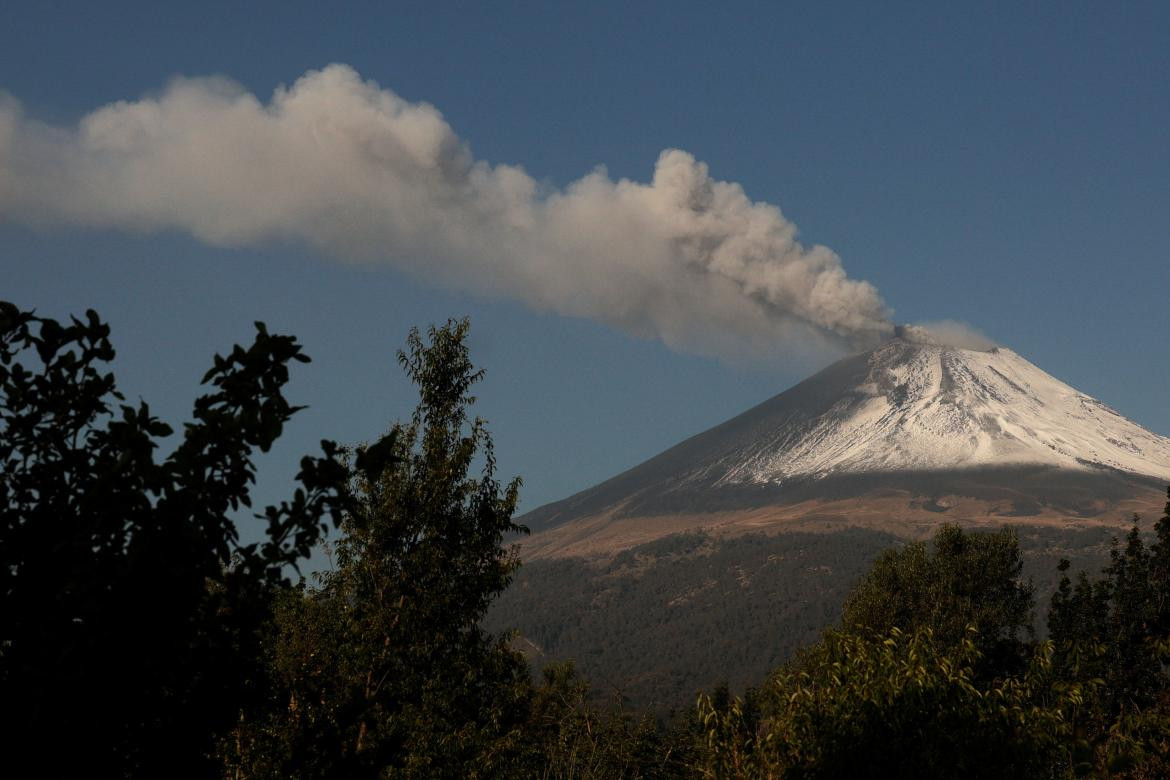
519;470;1167;560
518;339;1170;560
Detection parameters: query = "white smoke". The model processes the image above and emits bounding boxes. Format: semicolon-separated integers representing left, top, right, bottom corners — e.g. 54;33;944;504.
0;64;894;358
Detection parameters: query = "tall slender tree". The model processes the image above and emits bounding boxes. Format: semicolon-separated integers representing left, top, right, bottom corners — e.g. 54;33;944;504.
230;319;531;778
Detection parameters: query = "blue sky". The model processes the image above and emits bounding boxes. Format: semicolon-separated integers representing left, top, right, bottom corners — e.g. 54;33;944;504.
3;1;1168;524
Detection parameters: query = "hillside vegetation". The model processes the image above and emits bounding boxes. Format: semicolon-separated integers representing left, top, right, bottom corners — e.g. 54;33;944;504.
488;525;1120;714
488;529;900;712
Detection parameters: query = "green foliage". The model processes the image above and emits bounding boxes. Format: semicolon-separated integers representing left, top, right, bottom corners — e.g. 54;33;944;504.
695;525;1097;778
1047;494;1170;775
227;319;532;778
517;661;689;779
693;519;1170;779
698;627;1094;779
841;524;1034;675
0;302;345;777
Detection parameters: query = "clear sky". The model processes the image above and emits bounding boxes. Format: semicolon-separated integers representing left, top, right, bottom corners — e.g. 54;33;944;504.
3;1;1168;524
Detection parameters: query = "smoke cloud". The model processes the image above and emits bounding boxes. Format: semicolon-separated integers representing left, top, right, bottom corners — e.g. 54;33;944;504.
0;65;894;358
894;321;997;351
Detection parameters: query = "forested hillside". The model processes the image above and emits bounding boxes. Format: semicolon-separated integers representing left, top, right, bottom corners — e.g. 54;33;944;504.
488;525;1120;712
488;530;898;712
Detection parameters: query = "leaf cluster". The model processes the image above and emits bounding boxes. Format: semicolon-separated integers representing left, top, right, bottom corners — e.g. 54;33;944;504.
0;302;345;777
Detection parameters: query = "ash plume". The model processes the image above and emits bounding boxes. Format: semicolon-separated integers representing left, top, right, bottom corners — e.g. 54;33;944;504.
0;64;894;358
894;321;997;351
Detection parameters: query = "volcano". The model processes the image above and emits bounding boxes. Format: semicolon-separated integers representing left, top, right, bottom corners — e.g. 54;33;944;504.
519;332;1170;558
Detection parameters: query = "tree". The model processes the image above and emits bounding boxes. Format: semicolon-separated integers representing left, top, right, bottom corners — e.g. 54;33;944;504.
691;525;1088;779
0;302;345;777
1149;487;1170;636
841;524;1034;676
698;627;1091;779
1048;505;1170;775
1049;522;1160;708
229;319;532;778
518;661;686;779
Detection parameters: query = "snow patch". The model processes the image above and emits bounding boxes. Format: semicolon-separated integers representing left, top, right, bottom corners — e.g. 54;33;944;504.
707;339;1170;484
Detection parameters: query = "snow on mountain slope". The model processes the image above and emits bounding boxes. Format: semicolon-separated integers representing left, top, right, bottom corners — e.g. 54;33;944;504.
703;338;1170;486
519;334;1170;549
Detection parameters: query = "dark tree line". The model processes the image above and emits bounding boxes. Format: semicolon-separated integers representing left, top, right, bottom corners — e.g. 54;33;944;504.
3;300;1169;778
1047;501;1170;774
0;304;675;778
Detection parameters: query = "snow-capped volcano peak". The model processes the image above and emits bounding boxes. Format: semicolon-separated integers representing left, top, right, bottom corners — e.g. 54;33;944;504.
520;336;1169;555
709;337;1170;484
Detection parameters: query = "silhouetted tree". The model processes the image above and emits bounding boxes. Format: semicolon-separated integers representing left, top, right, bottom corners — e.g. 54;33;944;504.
1049;502;1170;774
1149;487;1170;635
841;524;1034;677
227;319;532;778
0;302;345;777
